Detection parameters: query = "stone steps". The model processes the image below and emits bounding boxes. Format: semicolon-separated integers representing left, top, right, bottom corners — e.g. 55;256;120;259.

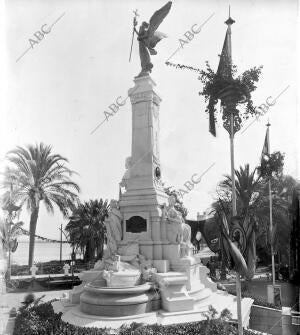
162;293;194;312
155;270;214;313
162;275;188;285
190;287;212;303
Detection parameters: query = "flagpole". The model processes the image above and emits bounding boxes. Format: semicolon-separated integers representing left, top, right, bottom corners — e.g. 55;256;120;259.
269;179;275;285
230;111;243;335
226;12;243;335
266;122;275;286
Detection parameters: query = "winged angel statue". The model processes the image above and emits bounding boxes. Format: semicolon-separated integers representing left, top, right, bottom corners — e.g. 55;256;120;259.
130;2;172;77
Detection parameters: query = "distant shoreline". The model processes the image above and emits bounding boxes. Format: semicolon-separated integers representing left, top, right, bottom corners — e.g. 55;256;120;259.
18;240;69;243
11;241;75;265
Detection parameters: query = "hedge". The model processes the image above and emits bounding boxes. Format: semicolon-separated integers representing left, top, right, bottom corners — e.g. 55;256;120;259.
13;301;62;335
13;300;261;335
120;321;259;335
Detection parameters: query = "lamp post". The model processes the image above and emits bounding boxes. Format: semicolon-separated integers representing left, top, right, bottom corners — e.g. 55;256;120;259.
230;111;243;335
217;13;244;335
265;122;276;287
196;211;206;251
196;231;202;251
59;223;63;263
58;225;76;278
71;248;76;279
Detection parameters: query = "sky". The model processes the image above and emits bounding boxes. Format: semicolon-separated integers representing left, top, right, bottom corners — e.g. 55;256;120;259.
0;0;299;241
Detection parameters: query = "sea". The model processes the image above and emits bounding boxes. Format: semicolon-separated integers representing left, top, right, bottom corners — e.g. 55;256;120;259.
11;241;76;265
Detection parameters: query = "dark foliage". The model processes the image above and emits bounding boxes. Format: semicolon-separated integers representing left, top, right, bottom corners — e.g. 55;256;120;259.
21;293;36;307
208;162;295;268
13;301;260;335
258;151;285;179
66;199;109;262
198;61;263;134
13;301;61;335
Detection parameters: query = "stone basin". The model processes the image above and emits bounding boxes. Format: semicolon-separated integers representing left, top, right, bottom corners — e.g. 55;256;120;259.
85;282;152;294
80;282;160;317
78;270;103;282
102;261;141;287
104;269;141;287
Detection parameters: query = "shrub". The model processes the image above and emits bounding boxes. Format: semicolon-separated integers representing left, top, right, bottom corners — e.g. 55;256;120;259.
21;293;36;307
13;308;41;335
30;301;55;319
13;300;61;335
119;320;255;335
13;301;261;335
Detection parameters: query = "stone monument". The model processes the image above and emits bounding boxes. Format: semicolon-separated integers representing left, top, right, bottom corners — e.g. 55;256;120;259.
63;2;254;327
119;74;169;266
69;70;223;316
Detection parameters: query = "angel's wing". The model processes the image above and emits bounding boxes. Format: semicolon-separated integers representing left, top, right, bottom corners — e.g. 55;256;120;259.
147;1;172;37
148;31;167;49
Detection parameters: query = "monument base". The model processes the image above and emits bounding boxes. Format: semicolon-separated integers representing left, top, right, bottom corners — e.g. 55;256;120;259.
153;260;170;273
154;256;217;312
57;292;253;329
69;270;103;304
80;283;160;317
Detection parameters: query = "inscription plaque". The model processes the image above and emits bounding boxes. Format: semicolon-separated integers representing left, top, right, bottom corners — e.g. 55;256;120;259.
126;216;147;233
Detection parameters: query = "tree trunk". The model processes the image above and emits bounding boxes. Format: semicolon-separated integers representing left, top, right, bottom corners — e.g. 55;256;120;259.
84;240;92;263
97;236;104;260
28;205;39;268
220;238;227;280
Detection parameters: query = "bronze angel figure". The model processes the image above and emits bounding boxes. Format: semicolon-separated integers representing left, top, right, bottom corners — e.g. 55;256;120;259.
131;2;172;77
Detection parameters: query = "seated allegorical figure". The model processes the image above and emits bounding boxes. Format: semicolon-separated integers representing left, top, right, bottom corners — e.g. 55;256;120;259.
164;195;181;221
93;200;123;270
179;218;193;257
119;156;132;191
162;195;183;244
106;199;123;241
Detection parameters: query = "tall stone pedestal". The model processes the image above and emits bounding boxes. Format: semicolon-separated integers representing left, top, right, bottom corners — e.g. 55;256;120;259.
119;75;169;261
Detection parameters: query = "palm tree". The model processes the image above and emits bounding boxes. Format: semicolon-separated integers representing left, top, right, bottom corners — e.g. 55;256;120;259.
0;217;24;280
0;220;23;254
211;164;293;271
1;143;80;267
262;174;297;264
66;199;109;262
216;164;261;215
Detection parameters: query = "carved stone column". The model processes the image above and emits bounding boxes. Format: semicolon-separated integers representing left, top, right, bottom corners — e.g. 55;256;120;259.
119;75;168;260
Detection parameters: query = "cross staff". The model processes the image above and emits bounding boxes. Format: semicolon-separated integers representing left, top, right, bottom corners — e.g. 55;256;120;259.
129;9;139;62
